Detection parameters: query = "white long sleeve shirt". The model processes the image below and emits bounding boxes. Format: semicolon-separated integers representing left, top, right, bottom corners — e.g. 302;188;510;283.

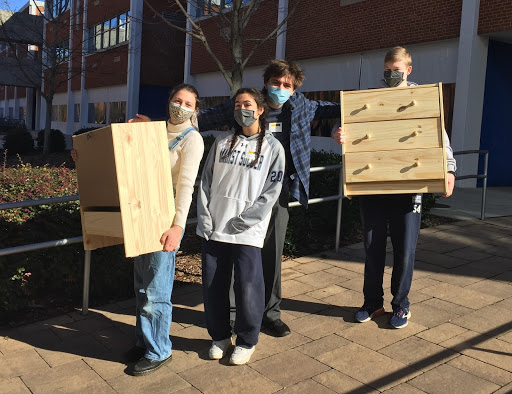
167;120;204;229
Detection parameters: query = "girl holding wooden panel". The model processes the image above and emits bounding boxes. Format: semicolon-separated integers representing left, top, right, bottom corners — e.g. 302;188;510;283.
126;84;204;375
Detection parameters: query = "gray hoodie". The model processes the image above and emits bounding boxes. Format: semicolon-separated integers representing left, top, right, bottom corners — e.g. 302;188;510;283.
197;130;285;248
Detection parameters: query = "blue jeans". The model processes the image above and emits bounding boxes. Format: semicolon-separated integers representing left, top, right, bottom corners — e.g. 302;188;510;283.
134;248;178;361
359;194;422;311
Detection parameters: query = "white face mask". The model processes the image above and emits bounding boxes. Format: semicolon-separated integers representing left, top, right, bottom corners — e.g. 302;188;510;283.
169;102;194;124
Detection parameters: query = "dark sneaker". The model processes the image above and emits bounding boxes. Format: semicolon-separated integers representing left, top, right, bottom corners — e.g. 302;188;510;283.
123;346;146;363
262;319;291;337
131;355;172;376
354;304;385;323
389;308;411;329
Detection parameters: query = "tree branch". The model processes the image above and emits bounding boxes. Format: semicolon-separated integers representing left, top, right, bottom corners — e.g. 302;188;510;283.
241;0;303;69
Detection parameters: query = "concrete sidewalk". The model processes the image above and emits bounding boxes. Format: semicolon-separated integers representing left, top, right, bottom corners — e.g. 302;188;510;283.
1;217;512;393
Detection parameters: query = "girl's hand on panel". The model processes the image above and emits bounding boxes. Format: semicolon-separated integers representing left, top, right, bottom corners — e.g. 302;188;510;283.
128;114;151;123
160;225;183;252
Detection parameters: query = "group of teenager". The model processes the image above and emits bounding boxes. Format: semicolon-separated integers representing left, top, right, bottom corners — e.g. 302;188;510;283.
99;46;456;376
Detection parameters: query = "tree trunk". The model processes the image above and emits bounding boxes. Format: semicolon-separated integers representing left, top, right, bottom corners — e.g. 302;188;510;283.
42;99;53;156
230;65;244;97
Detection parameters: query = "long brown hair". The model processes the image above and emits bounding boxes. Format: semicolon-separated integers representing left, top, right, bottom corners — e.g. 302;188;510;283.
223;88;268;167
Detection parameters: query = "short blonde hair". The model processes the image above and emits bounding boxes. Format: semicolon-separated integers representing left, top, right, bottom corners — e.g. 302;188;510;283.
384;46;412;67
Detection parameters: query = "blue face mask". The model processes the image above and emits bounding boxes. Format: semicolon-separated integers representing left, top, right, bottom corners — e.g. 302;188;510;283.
267;85;292;106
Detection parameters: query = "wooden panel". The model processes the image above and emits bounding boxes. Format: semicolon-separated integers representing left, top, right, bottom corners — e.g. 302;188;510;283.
80;209;123;251
111;121;175;258
342;84;440;123
83;211;123;238
344;118;442;153
344;148;445;183
72;126;119;207
345;179;447;196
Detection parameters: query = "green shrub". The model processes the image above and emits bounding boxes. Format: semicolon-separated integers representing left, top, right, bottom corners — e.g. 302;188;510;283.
0;158;134;321
3;130;34;155
36;129;66;152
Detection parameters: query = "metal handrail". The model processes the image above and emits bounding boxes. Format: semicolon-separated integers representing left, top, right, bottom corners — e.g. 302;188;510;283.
453;150;489;220
0;164;344;315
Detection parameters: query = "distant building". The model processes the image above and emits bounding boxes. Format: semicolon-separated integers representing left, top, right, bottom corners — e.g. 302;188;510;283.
0;0;185;134
186;0;512;187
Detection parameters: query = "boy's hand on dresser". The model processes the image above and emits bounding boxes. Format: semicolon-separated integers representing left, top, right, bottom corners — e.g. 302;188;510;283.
333;127;347;145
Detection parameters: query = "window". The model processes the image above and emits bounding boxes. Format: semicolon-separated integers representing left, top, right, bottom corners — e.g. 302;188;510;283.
109;101;126;123
74;103;80;122
88;102;106;124
195;0;250;17
59;105;67;122
52;104;67;122
52;105;58;121
88;11;130;53
19;107;25;121
0;108;3;118
56;40;69;64
50;0;70;17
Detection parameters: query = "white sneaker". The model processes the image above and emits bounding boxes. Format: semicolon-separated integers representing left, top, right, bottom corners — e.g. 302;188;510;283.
229;345;255;365
209;337;233;360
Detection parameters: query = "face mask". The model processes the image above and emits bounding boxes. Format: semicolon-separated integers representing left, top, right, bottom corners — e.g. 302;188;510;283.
267;85;292;105
234;109;257;127
384;70;404;87
169;102;194;124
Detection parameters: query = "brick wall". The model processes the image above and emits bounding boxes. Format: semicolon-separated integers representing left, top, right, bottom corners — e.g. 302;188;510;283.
190;0;278;75
479;0;512;34
84;45;128;89
285;0;463;61
87;0;129;27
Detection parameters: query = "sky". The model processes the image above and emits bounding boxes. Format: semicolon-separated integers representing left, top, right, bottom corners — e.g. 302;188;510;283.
2;0;33;12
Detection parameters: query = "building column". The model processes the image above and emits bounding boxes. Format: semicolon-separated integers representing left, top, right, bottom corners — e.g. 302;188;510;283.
13;87;20;119
275;0;288;59
4;89;8;119
183;1;193;84
451;0;489;187
126;0;143;120
26;87;34;130
34;90;41;130
80;0;89;128
66;0;75;134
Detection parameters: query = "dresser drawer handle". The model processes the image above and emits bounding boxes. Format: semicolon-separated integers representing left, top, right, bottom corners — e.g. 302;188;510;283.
398;100;417;112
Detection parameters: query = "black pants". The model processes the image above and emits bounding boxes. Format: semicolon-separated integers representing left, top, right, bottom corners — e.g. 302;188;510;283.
229;183;290;323
261;182;290;322
202;240;264;347
359;194;422;311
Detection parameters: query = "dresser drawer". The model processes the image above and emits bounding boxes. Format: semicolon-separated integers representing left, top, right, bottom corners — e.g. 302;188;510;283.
344;118;442;153
344;148;445;183
342;85;440;123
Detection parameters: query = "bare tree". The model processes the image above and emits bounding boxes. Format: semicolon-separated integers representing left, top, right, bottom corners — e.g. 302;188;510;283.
0;0;124;155
144;0;303;96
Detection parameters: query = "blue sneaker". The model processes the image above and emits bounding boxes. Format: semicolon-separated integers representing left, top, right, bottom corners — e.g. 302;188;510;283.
354;304;385;323
389;308;411;329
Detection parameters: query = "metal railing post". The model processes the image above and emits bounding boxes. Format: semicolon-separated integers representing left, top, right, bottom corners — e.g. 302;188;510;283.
335;167;343;253
482;151;489;221
82;250;91;315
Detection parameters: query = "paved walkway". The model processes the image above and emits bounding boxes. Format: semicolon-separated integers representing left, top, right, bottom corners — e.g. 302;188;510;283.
1;217;512;393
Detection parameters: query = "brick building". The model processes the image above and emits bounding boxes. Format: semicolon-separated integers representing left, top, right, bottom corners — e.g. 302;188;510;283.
0;0;185;135
186;0;512;187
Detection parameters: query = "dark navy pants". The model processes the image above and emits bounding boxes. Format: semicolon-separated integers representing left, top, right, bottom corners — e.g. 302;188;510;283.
202;239;264;347
359;193;422;311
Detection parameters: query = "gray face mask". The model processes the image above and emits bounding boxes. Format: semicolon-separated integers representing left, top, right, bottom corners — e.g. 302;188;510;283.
234;109;257;127
384;70;404;87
